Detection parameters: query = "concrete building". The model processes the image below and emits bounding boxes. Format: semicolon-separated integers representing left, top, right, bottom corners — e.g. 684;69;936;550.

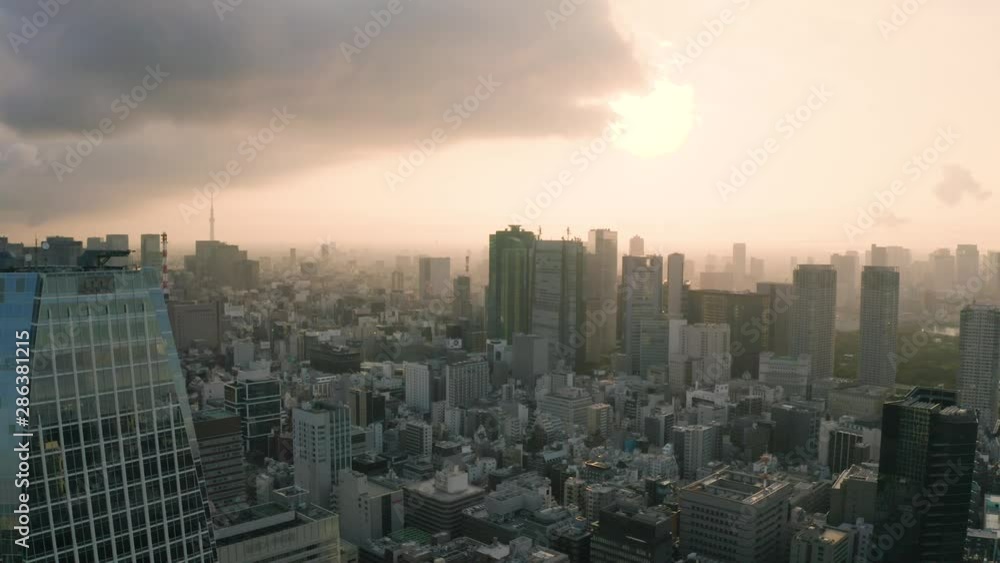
538;387;593;432
732;243;747;291
672;424;721;479
590;504;673;563
168;300;224;351
666;252;685;320
226;371;282;457
532;239;586;369
791;264;837;393
629;235;644;257
404;362;431;413
336;470;404;546
140;233;162;269
858;266;900;388
585;229;619;363
402;420;433;458
668;322;731;398
404;468;486;537
623;255;663;374
512;333;549;394
193;409;248;513
445;358;489;408
686;289;768;379
828;464;877;526
957;243;980;285
214;488;341;563
827;385;894;424
418;256;451;299
758;352;811;398
587;403;611;437
790;525;852;563
638;317;669;378
958;304;1000;431
819;417;880;473
680;468;793;563
830;252;859;312
293;402;352;509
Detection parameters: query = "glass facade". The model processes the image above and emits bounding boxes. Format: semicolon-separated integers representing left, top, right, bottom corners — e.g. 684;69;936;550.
0;269;215;562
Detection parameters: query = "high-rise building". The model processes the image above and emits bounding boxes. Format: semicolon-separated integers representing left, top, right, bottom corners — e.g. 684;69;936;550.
105;233;130;267
0;268;216;562
638;318;669;378
193;409;248;514
487;226;536;341
402;420;433;458
858;266;900;388
680;468;793;563
749;257;765;284
538;387;594;431
732;243;747;291
452;274;472;318
957;243;980;285
623;255;663;374
168;301;224;352
225;372;282;457
756;282;794;356
668;322;731;398
830;252;859;312
418;256;451;299
584;229;618;363
758;352;811;398
511;333;548;393
687;289;768;379
293;402;352;509
828;464;877;526
531;239;585;368
930;248;955;292
140;233;162;269
666;252;685;320
770;402;822;460
444;358;489;408
404;362;432;413
791;265;837;394
629;235;644;257
958;304;1000;431
874;388;977;563
672;424;721;479
349;387;386;427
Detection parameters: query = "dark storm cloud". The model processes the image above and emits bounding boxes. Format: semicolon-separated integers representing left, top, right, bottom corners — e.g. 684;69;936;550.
0;0;643;220
934;164;990;206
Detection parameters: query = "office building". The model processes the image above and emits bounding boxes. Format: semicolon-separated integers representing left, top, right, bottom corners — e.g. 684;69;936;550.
874;388;977;562
184;240;260;290
452;274;472;318
140;233;162;269
404;468;486;537
828;464;877;526
349;387;386;428
672;425;721;479
638;318;669;378
418;256;451;299
0;267;215;562
958;304;1000;431
790;525;852;563
193;409;248;513
538;387;593;432
404;362;432;413
402;420;433;458
629;235;644;257
818;417;880;473
770;402;821;461
827;385;894;424
687;289;768;378
488;225;536;341
791;265;837;393
587;403;611;437
830;252;859;312
758;352;811;398
957;243;980;285
105;233;130;267
214;488;341;563
585;229;618;363
531;239;586;369
750;257;765;283
512;333;549;393
680;469;793;563
590;504;673;563
225;372;282;457
168;301;224;351
445;358;489;408
622;255;663;374
293;402;352;509
336;471;404;546
756;282;794;356
668;322;731;398
858;266;900;388
732;243;747;291
930;248;955;292
666;252;685;320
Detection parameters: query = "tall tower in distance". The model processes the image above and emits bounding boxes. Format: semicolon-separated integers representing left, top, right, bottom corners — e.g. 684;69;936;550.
858;265;900;388
958;304;1000;431
629;235;645;257
791;264;837;395
210;193;216;242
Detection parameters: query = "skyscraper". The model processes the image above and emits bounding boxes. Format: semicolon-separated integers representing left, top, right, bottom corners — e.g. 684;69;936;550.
140;233;163;270
487;226;536;341
667;252;685;320
957;243;980;286
531;239;585;368
686;289;768;379
404;362;432;413
757;282;794;356
1;268;215;562
858;266;900;388
417;256;451;299
444;358;489;408
629;235;644;257
622;255;663;374
732;242;747;291
958;304;1000;431
830;252;859;312
585;229;618;363
874;388;977;563
930;248;955;292
791;264;837;394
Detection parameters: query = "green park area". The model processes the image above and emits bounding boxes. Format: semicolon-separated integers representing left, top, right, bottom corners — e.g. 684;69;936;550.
834;322;960;389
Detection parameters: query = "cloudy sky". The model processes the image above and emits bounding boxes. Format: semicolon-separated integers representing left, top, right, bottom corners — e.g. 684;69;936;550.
1;0;998;257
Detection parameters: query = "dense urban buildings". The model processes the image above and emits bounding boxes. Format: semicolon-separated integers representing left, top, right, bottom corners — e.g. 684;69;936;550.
791;264;838;395
857;265;900;388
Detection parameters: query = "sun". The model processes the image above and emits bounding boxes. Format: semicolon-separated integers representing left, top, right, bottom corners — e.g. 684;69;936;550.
610;79;696;158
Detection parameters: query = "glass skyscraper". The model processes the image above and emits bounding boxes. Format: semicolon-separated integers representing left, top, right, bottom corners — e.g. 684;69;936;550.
1;268;215;562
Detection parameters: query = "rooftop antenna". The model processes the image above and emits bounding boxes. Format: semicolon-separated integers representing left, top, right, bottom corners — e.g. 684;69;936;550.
465;251;470;274
210;193;216;242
